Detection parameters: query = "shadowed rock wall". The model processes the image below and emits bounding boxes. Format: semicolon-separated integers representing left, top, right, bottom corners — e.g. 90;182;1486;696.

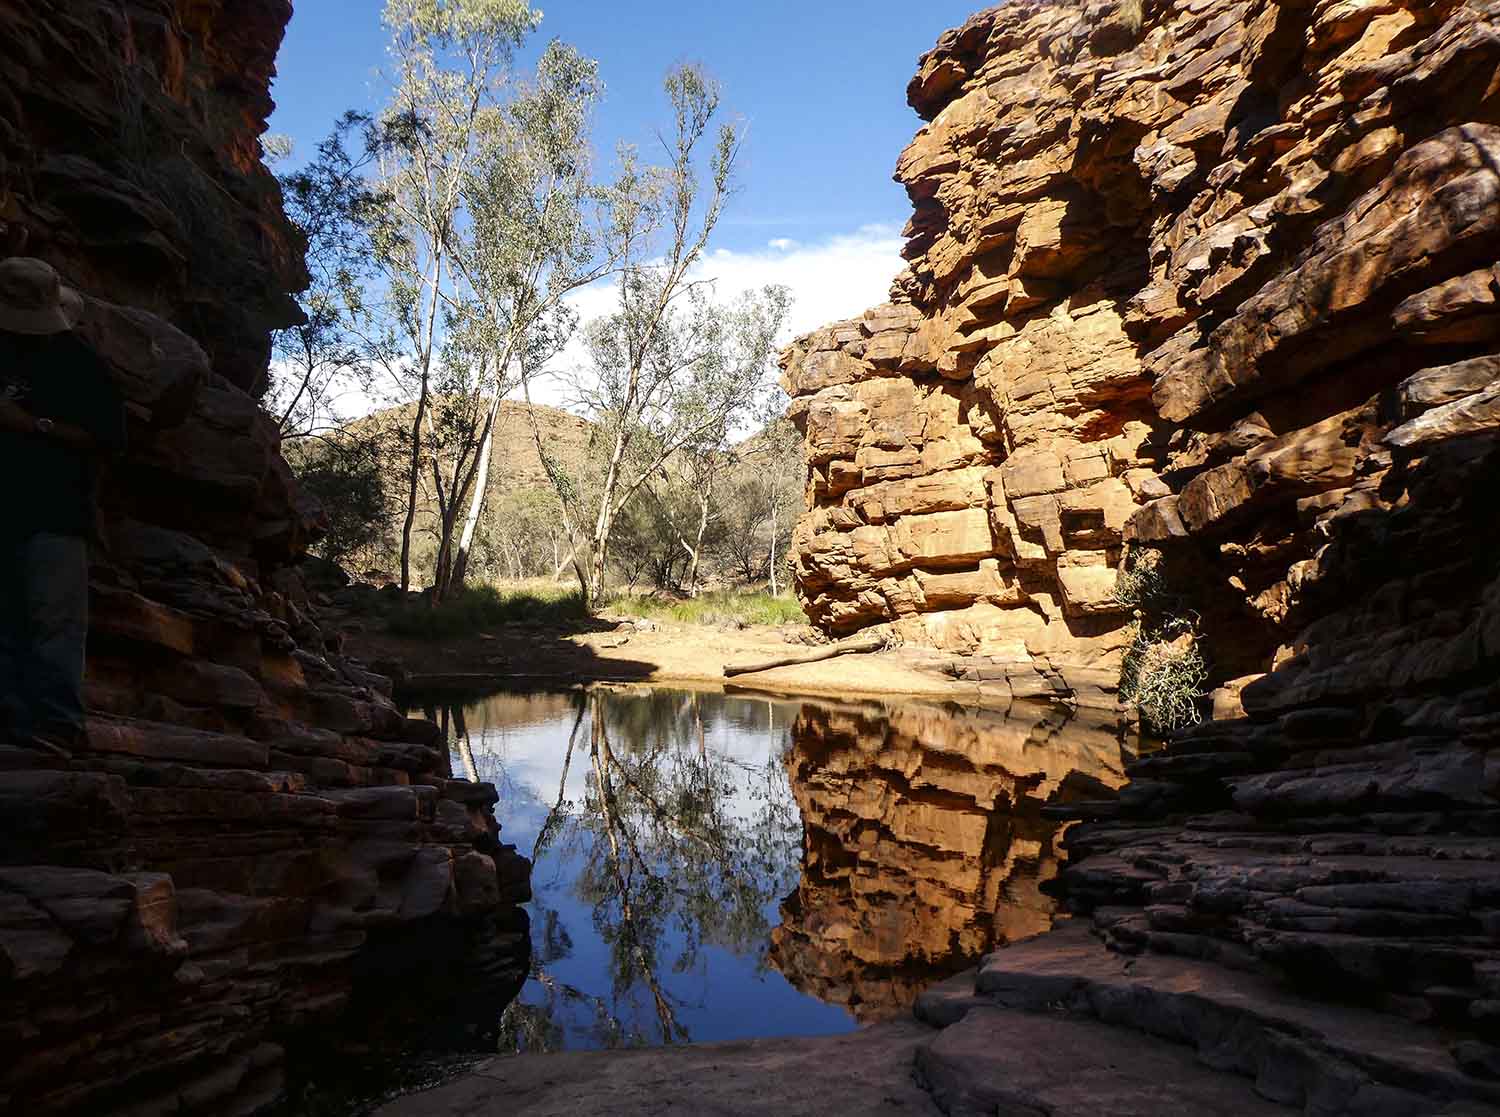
0;4;529;1113
781;0;1500;706
782;0;1500;1053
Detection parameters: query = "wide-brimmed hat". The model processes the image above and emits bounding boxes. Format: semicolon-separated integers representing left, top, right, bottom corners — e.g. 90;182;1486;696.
0;257;84;335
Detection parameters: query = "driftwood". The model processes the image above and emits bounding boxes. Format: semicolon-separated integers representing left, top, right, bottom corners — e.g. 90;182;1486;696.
723;634;886;677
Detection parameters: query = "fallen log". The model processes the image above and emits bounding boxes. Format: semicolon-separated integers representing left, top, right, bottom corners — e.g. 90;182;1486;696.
723;634;886;677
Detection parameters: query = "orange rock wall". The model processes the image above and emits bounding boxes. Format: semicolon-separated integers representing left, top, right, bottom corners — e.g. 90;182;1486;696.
782;0;1500;696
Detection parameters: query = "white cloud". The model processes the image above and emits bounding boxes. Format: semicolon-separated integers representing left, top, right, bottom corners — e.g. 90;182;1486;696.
277;224;907;421
522;222;905;408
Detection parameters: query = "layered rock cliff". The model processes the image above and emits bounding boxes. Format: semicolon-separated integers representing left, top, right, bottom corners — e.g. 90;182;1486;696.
782;0;1500;707
0;4;529;1114
780;1;1500;1102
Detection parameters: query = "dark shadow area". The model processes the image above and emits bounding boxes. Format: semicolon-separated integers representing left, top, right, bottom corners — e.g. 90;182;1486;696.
307;567;660;696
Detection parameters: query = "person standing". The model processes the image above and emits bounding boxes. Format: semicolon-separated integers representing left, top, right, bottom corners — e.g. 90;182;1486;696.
0;257;126;758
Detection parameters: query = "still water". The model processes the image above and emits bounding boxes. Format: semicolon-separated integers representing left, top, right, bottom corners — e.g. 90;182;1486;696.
419;686;1134;1049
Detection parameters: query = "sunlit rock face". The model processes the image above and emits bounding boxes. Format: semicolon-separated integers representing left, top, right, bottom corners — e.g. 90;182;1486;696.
771;700;1128;1019
786;0;1500;1029
0;5;528;1114
782;0;1500;696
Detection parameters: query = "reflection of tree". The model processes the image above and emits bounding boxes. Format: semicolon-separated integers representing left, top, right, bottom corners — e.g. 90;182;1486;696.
532;689;800;1046
425;688;801;1050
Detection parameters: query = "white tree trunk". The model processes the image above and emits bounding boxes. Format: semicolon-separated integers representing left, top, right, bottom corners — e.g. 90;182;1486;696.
768;512;780;596
451;395;503;591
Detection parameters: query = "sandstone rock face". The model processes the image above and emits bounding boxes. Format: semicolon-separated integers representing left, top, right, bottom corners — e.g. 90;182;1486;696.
0;5;529;1114
785;0;1500;1071
770;700;1127;1019
782;0;1500;698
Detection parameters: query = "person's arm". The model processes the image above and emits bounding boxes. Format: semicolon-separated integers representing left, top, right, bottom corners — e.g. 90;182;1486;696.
0;398;105;452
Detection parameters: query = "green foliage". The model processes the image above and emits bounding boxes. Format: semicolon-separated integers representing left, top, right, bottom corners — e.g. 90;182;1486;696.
288;436;392;568
607;590;806;627
1115;546;1208;733
1119;616;1208;734
1113;546;1172;612
387;582;588;638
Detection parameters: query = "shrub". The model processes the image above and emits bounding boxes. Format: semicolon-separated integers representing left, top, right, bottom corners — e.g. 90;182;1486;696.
289;437;390;568
387;583;588;640
1118;0;1145;34
1119;616;1208;734
1113;546;1172;612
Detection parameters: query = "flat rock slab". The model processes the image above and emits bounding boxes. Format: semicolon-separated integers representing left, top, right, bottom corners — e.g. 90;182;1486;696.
373;1020;943;1116
976;924;1500;1115
918;1005;1290;1116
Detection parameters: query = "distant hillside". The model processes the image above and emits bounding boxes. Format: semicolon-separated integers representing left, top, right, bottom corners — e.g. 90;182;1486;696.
347;397;595;487
299;398;596;581
297;396;802;588
482;399;596;488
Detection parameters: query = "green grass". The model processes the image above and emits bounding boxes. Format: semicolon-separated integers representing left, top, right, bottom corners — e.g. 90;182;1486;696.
606;589;806;627
387;582;588;640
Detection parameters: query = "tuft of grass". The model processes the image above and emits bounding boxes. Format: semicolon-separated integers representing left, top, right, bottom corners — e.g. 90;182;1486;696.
607;589;806;627
387;583;588;640
1118;0;1145;34
1119;616;1208;734
1114;547;1173;613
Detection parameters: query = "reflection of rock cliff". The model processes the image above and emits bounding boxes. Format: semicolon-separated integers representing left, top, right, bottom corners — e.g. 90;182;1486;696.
781;0;1500;702
0;5;527;1114
771;701;1127;1019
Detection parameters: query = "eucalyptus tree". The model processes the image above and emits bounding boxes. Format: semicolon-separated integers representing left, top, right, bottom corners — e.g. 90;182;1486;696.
264;114;383;439
520;64;790;608
369;0;542;594
644;432;732;596
442;39;612;592
326;0;611;600
754;407;805;595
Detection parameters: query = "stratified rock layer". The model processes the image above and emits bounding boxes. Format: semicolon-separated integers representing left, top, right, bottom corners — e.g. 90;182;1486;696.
782;0;1500;700
784;0;1500;1102
771;700;1127;1019
0;4;529;1114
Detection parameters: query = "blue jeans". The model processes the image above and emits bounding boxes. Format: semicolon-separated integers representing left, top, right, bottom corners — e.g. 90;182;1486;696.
0;532;89;741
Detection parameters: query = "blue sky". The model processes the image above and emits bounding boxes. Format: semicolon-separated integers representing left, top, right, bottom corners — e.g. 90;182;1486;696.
269;1;979;255
267;1;981;412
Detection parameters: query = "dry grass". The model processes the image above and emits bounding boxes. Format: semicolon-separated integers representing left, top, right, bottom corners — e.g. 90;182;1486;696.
387;581;588;639
606;589;806;627
1119;617;1208;733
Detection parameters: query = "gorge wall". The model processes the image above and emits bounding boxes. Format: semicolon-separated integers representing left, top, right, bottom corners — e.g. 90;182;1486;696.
782;0;1500;708
781;0;1500;1090
0;4;529;1114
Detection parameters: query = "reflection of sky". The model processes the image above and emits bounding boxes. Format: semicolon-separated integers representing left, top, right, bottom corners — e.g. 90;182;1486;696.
427;688;854;1050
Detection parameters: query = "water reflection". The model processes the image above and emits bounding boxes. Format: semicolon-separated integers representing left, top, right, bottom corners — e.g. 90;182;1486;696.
770;701;1130;1021
420;688;1132;1050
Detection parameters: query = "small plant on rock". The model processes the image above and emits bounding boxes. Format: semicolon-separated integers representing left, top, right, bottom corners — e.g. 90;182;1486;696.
1113;546;1171;612
1119;615;1209;734
1115;547;1209;733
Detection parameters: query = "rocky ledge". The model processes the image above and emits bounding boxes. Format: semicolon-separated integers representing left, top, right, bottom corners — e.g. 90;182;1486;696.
0;4;530;1114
